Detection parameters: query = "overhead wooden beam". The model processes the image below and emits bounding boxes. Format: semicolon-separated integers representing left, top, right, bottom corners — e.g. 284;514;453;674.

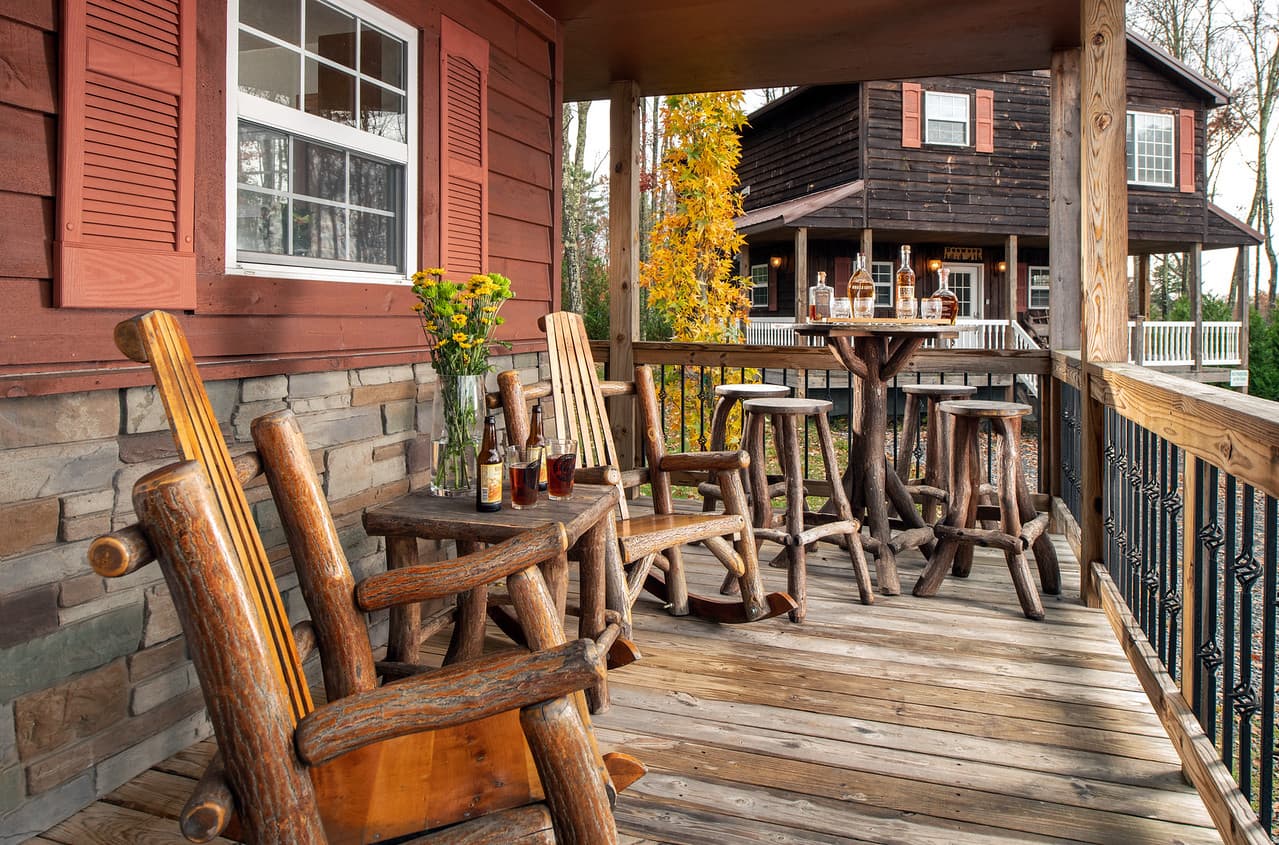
1078;0;1127;608
1049;48;1082;351
608;79;641;471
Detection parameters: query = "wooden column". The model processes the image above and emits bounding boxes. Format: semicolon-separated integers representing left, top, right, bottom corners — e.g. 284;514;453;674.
1049;48;1082;351
1004;234;1019;348
1237;246;1251;371
609;80;641;471
1136;254;1151;316
860;229;873;265
794;227;809;318
1078;0;1128;608
1189;242;1203;370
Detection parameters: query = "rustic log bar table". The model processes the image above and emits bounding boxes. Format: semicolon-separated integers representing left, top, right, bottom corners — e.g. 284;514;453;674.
794;321;959;595
363;483;624;711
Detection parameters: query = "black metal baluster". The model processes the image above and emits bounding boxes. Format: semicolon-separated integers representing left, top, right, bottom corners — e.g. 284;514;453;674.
678;365;687;453
1197;462;1224;743
1223;474;1239;773
1259;494;1276;831
1232;483;1261;799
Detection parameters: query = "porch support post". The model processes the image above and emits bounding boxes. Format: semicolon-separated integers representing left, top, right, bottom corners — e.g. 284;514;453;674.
1190;242;1203;370
1004;234;1019;348
1237;246;1250;371
609;79;641;471
1049;48;1082;351
794;227;809;318
1136;254;1151;316
860;228;873;265
1078;0;1128;608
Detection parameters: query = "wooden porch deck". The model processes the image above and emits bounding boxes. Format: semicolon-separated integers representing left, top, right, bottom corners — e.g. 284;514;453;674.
36;528;1221;844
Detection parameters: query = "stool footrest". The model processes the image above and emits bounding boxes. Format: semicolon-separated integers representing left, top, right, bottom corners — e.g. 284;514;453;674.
889;526;934;554
905;484;948;503
933;523;1022;553
1020;513;1049;547
794;520;861;548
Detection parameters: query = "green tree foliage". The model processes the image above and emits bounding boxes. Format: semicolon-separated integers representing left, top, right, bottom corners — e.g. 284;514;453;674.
640;92;751;342
1248;306;1279;400
1165;292;1234;322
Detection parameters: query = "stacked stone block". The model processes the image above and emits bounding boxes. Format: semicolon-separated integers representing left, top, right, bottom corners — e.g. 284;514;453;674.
0;351;542;842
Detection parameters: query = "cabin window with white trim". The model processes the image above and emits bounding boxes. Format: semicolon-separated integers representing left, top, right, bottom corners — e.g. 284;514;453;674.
750;263;769;307
871;261;894;307
1029;265;1050;310
229;0;417;279
924;91;970;146
1126;111;1175;188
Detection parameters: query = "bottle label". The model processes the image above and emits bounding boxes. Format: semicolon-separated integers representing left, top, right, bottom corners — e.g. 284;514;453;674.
532;447;548;486
478;463;502;504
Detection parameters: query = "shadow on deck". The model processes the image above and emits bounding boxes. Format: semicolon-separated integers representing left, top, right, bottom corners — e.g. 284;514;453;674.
37;522;1220;844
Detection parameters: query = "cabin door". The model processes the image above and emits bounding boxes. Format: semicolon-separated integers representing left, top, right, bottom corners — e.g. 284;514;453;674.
942;263;983;318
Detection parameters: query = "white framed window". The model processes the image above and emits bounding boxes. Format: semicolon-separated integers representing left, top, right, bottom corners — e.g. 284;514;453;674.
1029;265;1050;310
1126;111;1175;188
750;263;769;308
925;91;970;146
870;261;894;307
227;0;418;282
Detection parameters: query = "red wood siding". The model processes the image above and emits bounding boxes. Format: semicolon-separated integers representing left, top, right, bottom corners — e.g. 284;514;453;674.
0;0;562;395
55;0;196;309
975;88;994;153
901;82;921;148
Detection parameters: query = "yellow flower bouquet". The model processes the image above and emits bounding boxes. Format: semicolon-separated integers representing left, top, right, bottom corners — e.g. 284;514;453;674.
411;268;515;495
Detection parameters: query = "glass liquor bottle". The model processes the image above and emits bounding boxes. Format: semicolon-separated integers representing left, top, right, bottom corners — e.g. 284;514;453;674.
527;403;548;491
894;246;916;319
848;253;876;319
810;271;833;321
476;414;503;512
934;266;960;324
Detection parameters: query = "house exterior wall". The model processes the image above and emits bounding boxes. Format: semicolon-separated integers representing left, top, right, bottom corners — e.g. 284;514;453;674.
0;0;561;837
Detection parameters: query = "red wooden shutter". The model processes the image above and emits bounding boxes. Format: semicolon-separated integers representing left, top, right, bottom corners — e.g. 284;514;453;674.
975;89;995;153
440;17;489;277
834;256;852;296
56;0;195;309
901;82;921;149
1178;108;1195;193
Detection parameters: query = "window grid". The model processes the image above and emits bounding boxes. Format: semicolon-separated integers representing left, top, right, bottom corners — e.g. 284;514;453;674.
1127;111;1175;188
750;263;769;307
925;91;970;146
1029;265;1050;310
871;261;894;307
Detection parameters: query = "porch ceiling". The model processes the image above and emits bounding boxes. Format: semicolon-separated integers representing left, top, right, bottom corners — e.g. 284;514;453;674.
537;0;1083;101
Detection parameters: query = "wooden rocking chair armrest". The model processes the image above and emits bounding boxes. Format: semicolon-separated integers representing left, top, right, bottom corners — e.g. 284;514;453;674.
295;639;606;766
291;620;317;663
572;465;622;487
180;752;237;843
660;449;751;473
487;376;554;409
597;380;636;398
356;523;568;611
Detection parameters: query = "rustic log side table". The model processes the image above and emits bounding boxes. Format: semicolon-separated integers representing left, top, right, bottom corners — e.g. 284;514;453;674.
363;483;626;711
794;321;960;594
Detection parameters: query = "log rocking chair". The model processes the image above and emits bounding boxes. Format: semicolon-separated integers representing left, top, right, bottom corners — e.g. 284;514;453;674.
88;311;639;844
495;311;796;627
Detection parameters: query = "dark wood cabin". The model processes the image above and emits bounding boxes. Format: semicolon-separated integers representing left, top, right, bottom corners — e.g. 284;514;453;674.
736;32;1260;325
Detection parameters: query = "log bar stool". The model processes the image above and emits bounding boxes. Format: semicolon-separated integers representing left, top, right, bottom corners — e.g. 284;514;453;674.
699;383;790;513
913;400;1061;620
742;397;874;622
896;384;978;524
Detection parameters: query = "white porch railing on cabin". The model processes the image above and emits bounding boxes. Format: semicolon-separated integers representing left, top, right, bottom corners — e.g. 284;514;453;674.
1129;320;1243;367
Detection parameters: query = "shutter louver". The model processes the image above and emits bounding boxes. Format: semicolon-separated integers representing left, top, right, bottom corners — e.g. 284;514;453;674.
901;82;921;149
1178;109;1195;194
440;17;488;278
56;0;195;309
975;89;995;153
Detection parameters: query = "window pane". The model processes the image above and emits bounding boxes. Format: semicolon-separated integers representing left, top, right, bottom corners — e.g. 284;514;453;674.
242;0;299;44
306;0;356;69
928;119;966;145
238;124;290;190
350;155;397;211
294;138;346;202
1127;112;1174;186
360;81;406;141
304;58;356;126
237;190;288;255
871;262;893;306
292;200;347;259
361;25;404;88
350;211;396;266
239;32;300;106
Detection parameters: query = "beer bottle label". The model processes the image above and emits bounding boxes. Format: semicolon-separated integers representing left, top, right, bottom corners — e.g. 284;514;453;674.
479;462;502;504
532;447;547;486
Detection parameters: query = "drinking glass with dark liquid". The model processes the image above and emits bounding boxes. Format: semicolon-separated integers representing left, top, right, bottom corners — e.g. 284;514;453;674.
506;446;540;509
546;439;577;500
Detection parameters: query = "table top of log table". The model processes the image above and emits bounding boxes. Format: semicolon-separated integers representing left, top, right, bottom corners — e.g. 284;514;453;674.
363;483;620;547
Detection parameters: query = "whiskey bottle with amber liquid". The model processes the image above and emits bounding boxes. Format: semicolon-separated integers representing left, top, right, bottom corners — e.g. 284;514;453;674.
894;245;917;319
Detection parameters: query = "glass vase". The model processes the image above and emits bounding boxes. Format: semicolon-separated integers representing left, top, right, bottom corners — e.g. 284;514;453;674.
428;373;483;497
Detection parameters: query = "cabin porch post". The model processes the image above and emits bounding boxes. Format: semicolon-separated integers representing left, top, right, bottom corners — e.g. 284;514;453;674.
1049;48;1082;351
1077;0;1129;607
1190;242;1203;370
794;227;809;318
1237;245;1251;371
1004;234;1019;349
609;79;641;472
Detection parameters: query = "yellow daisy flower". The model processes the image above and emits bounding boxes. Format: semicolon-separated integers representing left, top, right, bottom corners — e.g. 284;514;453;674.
424;267;447;277
412;302;425;312
452;332;468;343
451;313;467;326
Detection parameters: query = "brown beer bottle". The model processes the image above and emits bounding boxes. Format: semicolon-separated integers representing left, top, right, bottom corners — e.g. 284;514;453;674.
527;404;548;491
476;413;502;512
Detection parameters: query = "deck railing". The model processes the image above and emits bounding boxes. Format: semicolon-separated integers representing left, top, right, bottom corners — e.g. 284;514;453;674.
1054;353;1278;843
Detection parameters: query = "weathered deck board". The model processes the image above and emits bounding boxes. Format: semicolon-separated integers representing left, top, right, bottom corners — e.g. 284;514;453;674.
40;521;1221;844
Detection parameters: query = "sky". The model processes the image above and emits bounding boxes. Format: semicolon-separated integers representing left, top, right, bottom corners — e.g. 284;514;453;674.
578;85;1263;300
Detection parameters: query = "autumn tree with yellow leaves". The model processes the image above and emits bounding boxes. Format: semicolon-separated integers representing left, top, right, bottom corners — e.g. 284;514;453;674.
640;92;752;342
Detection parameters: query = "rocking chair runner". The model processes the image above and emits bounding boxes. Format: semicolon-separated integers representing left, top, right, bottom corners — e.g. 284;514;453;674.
495;311;796;626
89;310;639;844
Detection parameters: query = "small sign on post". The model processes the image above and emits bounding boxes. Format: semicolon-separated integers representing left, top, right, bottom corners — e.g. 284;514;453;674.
1229;369;1249;389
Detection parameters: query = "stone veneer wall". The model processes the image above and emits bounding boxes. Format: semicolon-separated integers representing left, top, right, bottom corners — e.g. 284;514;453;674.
0;352;543;843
